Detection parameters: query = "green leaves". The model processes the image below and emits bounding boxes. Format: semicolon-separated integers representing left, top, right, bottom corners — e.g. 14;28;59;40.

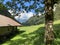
4;0;45;15
0;0;4;3
0;3;7;10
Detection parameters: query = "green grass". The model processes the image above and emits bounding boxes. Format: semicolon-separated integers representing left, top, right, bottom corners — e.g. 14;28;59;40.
1;20;60;45
18;24;44;34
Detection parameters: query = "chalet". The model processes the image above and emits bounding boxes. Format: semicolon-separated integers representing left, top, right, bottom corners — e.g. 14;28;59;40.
0;14;21;36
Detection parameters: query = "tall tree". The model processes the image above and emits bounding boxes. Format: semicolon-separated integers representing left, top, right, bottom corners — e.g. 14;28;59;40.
44;0;54;45
44;0;60;45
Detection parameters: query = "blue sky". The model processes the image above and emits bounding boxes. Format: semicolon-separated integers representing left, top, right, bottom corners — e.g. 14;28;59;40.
3;0;11;4
3;0;45;23
3;0;45;13
4;0;45;13
3;0;44;8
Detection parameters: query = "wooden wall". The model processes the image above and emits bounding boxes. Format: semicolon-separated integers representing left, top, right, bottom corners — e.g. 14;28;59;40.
0;26;17;36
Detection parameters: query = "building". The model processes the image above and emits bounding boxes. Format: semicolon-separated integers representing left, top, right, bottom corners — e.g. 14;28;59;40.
0;14;21;36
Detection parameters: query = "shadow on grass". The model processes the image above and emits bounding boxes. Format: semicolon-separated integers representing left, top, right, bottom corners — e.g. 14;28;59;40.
0;29;25;44
53;24;60;45
1;24;60;45
9;24;60;45
31;24;60;45
7;27;45;45
31;27;45;45
54;24;60;38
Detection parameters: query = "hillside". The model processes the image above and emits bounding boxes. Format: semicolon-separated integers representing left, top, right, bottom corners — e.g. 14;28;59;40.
54;3;60;20
22;3;60;26
22;15;45;26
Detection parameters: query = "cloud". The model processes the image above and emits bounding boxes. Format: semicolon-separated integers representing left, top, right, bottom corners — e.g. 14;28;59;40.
15;12;33;23
8;9;42;23
8;9;34;23
8;9;14;15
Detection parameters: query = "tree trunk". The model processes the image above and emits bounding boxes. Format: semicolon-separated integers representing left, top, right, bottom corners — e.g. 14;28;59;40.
44;0;54;45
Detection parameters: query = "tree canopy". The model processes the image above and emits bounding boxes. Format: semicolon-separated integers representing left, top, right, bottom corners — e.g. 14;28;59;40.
0;3;11;17
2;0;60;15
3;0;45;15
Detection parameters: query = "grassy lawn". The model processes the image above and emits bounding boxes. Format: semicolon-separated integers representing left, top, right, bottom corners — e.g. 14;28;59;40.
1;20;60;45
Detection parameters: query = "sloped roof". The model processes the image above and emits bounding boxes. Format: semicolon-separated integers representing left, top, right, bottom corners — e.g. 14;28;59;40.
0;14;21;27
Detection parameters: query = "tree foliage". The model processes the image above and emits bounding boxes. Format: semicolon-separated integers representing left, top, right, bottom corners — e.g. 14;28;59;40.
0;0;4;3
3;0;60;16
0;3;11;17
4;0;45;15
0;3;7;10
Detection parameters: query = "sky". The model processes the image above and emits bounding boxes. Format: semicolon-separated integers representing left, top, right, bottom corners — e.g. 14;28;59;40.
3;0;45;13
3;0;45;9
15;12;34;23
3;0;11;4
3;0;44;23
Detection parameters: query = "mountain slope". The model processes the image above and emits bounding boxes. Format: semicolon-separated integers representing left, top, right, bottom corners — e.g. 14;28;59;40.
22;3;60;26
54;3;60;20
22;15;45;26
